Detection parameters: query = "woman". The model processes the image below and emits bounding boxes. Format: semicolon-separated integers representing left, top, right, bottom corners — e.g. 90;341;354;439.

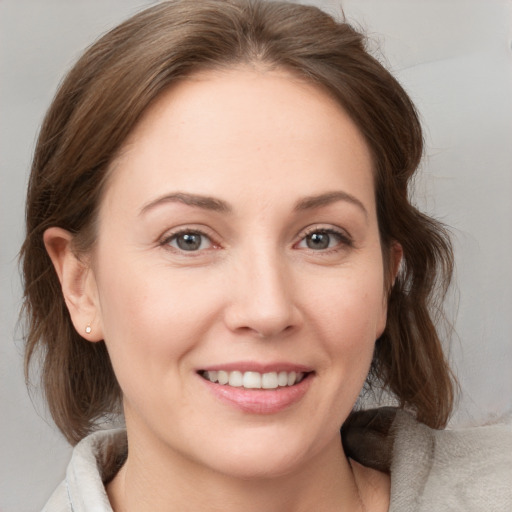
21;1;511;511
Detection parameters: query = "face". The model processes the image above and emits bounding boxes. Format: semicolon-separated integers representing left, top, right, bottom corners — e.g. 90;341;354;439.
87;68;389;479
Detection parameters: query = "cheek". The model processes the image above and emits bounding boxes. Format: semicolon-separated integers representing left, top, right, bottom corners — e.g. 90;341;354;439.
302;263;386;380
305;266;386;339
94;253;224;376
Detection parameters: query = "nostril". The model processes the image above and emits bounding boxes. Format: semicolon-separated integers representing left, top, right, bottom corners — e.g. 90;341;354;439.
223;287;302;338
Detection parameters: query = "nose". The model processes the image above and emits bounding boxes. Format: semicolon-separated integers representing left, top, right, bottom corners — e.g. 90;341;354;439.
223;248;302;339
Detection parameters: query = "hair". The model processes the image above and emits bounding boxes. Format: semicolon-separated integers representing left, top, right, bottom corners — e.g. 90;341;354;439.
21;0;455;445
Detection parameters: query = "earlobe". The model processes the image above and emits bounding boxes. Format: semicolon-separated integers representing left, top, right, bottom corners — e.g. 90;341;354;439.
43;227;103;341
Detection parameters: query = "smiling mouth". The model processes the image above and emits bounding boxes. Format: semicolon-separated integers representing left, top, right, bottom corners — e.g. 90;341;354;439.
199;370;309;389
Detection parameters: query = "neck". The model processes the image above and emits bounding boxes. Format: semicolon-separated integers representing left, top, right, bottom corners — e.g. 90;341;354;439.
107;429;365;512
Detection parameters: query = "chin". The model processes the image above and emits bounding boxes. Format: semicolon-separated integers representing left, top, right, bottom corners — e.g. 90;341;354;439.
187;426;328;481
210;450;306;481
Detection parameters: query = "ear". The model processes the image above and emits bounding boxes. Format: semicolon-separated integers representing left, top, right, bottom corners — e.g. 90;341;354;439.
377;241;403;338
43;227;103;341
390;241;403;286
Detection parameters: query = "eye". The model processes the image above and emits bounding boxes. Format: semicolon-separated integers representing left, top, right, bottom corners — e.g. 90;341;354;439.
165;231;213;252
296;229;349;251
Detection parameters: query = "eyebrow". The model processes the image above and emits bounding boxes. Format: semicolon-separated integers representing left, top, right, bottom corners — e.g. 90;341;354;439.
139;192;232;216
293;191;368;218
140;190;367;218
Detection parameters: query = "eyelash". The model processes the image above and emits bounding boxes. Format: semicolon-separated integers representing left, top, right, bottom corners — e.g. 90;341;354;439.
296;226;353;253
160;228;217;253
159;226;353;254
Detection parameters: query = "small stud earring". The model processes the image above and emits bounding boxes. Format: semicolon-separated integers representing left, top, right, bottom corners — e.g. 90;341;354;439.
85;325;92;334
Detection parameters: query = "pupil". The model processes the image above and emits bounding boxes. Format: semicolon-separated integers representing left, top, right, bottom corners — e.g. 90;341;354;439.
307;232;329;250
177;233;201;251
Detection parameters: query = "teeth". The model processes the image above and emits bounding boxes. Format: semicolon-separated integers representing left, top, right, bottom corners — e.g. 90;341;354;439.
243;371;261;389
262;372;278;389
228;371;243;387
203;370;305;389
277;371;288;387
217;370;228;385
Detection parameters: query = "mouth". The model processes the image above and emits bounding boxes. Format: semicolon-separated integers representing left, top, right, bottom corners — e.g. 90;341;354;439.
197;367;314;413
199;369;310;389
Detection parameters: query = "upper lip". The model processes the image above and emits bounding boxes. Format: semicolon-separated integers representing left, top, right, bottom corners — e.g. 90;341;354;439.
198;361;314;373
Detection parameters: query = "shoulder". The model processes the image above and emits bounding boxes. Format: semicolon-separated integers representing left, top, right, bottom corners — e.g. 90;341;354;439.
390;410;512;511
41;481;70;512
342;408;512;512
41;428;127;512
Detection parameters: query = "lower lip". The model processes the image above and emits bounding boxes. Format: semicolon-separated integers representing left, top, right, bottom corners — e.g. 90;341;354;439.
199;374;313;414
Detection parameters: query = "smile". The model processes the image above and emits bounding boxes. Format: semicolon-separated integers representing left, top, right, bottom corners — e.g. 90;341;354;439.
200;370;307;389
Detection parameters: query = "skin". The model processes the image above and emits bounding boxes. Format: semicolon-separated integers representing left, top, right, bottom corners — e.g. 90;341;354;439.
45;68;398;512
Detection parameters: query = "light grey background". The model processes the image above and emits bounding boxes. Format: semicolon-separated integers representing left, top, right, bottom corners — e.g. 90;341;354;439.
1;1;511;510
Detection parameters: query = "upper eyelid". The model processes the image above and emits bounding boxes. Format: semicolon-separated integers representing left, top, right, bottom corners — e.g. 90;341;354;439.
297;224;352;241
157;223;353;247
159;226;218;246
294;227;355;253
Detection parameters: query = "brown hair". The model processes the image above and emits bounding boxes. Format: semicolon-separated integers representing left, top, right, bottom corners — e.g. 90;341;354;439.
21;0;455;445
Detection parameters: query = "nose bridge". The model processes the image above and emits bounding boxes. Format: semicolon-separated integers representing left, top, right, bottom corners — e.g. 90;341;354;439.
226;242;298;337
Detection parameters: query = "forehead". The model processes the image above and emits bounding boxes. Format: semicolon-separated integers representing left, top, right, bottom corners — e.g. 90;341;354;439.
103;67;375;216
